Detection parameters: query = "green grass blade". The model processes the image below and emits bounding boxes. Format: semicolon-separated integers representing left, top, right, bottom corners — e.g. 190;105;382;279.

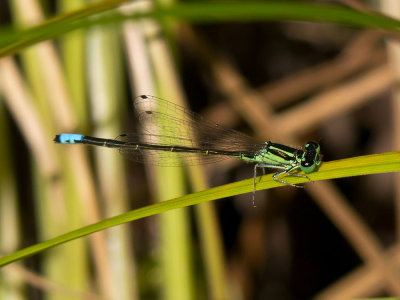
150;1;400;29
1;150;399;267
1;2;400;57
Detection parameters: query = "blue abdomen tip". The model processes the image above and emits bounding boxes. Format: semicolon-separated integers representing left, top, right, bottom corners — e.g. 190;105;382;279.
56;133;84;144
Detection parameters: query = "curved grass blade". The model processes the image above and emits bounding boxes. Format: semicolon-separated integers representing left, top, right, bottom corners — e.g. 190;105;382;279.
1;2;400;57
1;151;400;267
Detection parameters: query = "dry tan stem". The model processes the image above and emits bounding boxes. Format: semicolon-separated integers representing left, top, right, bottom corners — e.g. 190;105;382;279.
1;263;102;300
260;31;384;108
308;182;400;295
276;64;394;136
0;57;58;177
315;243;400;299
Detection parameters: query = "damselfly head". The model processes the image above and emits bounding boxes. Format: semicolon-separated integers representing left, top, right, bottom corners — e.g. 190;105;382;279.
300;141;321;173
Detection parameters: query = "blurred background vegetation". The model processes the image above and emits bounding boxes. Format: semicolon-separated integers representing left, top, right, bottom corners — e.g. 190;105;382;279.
1;0;400;299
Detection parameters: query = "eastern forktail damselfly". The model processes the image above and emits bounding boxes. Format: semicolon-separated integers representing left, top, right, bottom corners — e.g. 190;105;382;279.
54;95;322;206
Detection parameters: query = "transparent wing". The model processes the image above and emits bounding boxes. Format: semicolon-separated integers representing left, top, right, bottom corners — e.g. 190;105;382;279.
134;95;263;151
116;95;264;166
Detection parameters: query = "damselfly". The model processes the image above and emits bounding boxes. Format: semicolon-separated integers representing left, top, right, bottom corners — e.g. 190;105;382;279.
54;95;321;206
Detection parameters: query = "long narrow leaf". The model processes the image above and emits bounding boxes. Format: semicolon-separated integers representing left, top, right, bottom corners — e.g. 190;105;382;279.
1;150;399;267
1;2;400;57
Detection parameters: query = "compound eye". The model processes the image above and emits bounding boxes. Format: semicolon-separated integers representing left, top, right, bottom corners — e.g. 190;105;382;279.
301;160;313;168
305;141;318;151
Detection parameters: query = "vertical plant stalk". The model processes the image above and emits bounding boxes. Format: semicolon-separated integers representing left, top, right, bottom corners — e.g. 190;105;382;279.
87;20;138;299
8;0;113;297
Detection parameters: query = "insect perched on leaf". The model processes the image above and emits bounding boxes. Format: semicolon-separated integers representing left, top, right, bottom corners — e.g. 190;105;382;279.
55;95;322;206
